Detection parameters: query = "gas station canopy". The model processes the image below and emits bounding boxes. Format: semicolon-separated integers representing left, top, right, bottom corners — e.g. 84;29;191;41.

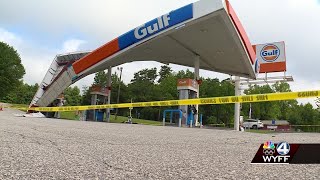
73;0;257;79
31;0;258;107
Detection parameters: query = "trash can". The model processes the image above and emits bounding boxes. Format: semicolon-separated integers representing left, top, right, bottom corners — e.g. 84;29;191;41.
96;111;104;122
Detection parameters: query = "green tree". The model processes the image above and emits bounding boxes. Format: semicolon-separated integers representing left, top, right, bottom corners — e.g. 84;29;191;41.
128;68;158;102
199;78;220;98
272;82;291;92
81;86;92;105
158;65;172;83
288;103;318;125
154;74;179;120
64;86;81;106
0;42;25;100
1;82;38;104
93;70;108;86
110;73;129;104
127;68;160;120
131;68;158;83
175;69;194;79
272;82;297;120
80;67;320;126
300;103;316;125
158;74;178;100
198;77;221;124
287;104;302;125
243;84;280;119
217;79;235;125
81;72;130;120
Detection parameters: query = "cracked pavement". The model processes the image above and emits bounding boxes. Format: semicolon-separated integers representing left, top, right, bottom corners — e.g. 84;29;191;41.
0;108;320;179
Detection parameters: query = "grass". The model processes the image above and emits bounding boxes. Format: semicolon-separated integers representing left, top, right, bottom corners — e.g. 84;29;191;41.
59;111;162;126
60;111;80;120
245;129;277;134
8;104;162;126
109;115;162;126
10;104;28;109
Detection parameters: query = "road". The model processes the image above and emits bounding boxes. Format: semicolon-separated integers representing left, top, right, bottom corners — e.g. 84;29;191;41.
0;108;319;179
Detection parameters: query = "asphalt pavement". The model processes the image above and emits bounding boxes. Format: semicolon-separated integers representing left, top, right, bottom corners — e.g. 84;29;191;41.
0;108;319;179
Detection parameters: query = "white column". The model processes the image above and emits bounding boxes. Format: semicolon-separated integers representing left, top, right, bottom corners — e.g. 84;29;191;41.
234;76;241;131
93;94;97;121
106;66;112;122
55;98;63;119
249;103;252;119
163;116;165;126
194;55;200;126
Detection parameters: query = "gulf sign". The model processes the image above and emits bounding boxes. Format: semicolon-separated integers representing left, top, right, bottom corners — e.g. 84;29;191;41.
118;4;193;50
253;41;286;73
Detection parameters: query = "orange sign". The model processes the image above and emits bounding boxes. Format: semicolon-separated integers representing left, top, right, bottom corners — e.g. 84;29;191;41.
177;79;190;86
177;79;197;89
57;94;64;99
91;85;109;95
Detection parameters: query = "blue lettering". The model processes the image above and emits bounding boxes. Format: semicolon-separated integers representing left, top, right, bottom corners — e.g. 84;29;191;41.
118;4;193;50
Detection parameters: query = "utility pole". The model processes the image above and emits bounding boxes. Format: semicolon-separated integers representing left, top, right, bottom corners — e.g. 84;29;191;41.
115;67;123;120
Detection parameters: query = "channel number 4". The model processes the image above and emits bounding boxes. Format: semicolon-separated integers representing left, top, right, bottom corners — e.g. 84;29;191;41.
276;142;290;155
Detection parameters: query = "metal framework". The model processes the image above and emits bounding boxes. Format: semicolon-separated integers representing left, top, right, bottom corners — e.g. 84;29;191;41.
231;72;294;131
163;109;183;127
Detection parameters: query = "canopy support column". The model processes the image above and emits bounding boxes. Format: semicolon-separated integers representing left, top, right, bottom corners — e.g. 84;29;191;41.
234;76;241;131
106;66;112;123
194;55;200;127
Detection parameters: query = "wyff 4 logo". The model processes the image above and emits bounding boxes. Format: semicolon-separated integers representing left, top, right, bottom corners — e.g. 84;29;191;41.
263;141;290;163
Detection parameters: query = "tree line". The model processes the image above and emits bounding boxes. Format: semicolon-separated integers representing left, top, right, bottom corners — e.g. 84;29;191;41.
74;66;320;126
1;41;319;126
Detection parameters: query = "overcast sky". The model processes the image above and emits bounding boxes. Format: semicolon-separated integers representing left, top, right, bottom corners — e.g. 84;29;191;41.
1;0;320;106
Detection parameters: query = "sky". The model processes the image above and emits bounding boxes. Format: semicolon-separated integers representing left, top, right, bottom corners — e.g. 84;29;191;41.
0;0;320;107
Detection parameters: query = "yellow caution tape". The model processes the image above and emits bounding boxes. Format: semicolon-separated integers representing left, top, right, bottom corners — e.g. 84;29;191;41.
25;90;319;112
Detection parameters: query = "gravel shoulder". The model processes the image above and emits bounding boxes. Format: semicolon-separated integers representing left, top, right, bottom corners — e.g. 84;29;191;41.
1;108;319;179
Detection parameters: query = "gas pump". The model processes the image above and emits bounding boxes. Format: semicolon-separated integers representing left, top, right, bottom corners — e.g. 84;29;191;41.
177;79;199;127
54;93;65;118
86;85;109;121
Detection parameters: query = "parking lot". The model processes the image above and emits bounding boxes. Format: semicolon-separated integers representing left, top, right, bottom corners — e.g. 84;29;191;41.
1;108;319;179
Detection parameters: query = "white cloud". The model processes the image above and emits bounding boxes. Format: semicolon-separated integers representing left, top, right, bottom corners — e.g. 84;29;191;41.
0;28;23;49
0;0;196;41
62;39;86;53
0;28;50;85
72;74;95;93
0;28;86;85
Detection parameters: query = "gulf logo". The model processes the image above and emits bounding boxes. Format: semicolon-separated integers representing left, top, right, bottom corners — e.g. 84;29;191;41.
260;44;280;62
